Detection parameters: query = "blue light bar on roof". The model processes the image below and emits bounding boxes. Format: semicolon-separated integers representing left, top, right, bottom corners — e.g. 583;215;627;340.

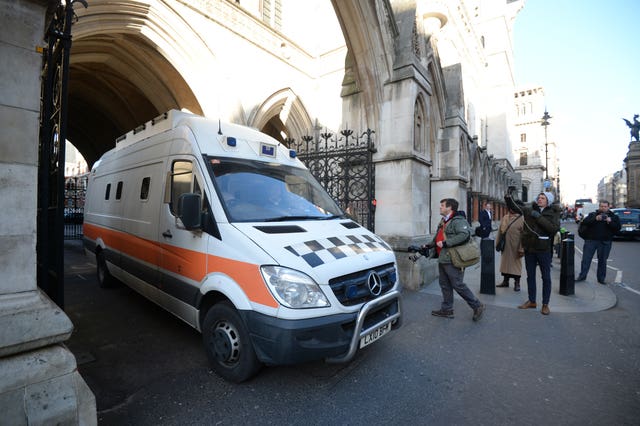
260;143;276;157
226;136;237;147
289;149;296;158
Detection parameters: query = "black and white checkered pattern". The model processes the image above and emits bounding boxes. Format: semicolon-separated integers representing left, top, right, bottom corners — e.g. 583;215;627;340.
285;234;392;268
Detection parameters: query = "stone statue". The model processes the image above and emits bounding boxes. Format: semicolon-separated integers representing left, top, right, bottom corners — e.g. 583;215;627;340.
623;114;640;142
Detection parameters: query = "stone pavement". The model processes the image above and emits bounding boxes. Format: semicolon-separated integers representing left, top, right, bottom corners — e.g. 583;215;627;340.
420;240;617;313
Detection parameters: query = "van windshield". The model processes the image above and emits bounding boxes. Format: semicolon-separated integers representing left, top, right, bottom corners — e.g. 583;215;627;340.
206;156;344;222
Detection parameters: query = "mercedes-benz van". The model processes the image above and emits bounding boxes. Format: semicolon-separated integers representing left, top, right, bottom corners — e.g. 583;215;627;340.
83;110;402;382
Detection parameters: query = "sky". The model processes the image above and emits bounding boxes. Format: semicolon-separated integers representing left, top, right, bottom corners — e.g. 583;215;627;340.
513;0;640;204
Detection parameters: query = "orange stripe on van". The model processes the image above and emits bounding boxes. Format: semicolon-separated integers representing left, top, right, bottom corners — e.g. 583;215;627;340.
205;255;277;307
83;223;277;308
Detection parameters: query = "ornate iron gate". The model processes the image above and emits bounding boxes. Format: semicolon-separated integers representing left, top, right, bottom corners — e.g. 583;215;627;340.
37;0;86;308
291;129;377;231
64;174;87;240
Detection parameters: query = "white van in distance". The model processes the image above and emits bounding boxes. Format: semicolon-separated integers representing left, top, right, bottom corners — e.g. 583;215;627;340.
83;110;402;382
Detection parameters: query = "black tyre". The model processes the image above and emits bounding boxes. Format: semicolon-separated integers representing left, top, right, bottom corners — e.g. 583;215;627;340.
96;250;115;288
202;302;262;383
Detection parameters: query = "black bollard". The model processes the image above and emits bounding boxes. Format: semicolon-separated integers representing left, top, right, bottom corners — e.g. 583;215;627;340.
557;229;568;259
480;238;496;295
559;232;575;295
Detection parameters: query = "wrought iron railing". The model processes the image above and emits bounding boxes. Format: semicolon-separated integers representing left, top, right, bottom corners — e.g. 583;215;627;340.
290;128;376;231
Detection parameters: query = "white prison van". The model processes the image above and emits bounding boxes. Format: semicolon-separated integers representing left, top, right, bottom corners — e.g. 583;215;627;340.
83;110;402;382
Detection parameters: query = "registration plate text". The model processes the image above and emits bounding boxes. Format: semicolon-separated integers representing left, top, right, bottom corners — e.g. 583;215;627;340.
360;322;391;348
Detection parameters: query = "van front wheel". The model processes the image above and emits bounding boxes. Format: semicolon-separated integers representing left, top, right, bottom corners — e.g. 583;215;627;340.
202;302;262;383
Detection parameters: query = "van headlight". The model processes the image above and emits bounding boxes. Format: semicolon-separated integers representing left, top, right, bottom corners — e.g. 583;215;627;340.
260;266;330;309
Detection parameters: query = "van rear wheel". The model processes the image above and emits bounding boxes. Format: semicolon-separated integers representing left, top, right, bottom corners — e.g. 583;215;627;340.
202;302;262;383
96;250;114;288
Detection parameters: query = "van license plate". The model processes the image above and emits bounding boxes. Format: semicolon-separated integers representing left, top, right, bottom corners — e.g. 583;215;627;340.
360;322;391;348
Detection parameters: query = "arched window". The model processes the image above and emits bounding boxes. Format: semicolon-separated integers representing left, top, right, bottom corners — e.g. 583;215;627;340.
414;97;427;153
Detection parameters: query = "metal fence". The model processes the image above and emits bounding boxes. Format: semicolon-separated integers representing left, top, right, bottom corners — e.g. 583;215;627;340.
64;174;87;240
290;128;376;231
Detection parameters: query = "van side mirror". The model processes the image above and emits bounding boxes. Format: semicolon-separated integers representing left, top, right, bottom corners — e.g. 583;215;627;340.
178;193;202;230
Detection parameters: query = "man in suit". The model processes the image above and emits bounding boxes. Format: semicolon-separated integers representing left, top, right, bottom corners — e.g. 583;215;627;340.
476;201;492;238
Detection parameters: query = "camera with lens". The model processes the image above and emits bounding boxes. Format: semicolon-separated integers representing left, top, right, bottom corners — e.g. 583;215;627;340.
408;245;429;256
408;245;430;262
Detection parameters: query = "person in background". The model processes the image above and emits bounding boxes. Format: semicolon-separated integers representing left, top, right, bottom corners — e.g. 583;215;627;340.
476;201;492;238
495;206;524;291
424;198;485;322
505;191;560;315
576;200;621;284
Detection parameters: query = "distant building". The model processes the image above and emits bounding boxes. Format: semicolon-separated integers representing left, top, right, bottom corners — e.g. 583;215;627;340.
65;141;88;177
598;168;627;207
513;87;559;202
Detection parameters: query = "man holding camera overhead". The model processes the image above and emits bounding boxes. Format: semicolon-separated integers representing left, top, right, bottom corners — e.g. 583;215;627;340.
505;191;560;315
575;200;621;284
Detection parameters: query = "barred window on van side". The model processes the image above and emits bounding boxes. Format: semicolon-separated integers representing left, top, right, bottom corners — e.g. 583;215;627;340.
140;177;151;200
116;181;123;200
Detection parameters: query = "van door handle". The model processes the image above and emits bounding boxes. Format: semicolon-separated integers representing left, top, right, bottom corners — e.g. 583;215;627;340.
162;230;172;238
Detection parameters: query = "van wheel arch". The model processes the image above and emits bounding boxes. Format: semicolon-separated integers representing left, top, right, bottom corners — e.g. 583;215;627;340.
96;248;115;288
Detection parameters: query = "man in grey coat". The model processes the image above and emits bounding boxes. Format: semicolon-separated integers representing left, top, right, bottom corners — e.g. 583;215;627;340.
425;198;485;321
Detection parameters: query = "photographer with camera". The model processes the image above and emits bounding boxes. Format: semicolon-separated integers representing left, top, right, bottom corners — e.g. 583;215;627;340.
424;198;485;322
575;200;621;284
505;191;560;315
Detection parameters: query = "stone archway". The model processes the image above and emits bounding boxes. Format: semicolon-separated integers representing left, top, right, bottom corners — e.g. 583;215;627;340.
250;88;313;145
68;34;204;167
69;0;242;166
330;0;394;128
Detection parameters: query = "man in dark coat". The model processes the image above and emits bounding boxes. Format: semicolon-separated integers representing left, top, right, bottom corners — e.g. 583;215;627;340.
505;191;560;315
476;201;492;238
576;200;621;284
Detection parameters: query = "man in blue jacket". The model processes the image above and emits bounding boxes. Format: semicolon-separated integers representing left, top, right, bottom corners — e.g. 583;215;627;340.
576;200;621;284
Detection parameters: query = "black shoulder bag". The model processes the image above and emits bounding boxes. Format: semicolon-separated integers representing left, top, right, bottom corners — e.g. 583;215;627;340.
496;215;521;252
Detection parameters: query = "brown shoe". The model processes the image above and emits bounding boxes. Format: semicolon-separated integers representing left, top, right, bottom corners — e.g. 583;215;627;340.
431;309;454;319
518;300;537;309
541;304;550;315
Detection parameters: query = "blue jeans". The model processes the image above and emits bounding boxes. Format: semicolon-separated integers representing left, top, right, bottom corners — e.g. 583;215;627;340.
438;263;481;311
524;251;552;305
579;239;612;282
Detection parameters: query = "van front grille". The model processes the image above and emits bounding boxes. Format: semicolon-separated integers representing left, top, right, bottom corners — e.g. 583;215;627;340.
328;263;396;306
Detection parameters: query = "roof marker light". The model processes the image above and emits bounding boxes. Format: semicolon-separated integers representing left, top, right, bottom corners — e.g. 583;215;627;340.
289;149;297;158
226;136;237;147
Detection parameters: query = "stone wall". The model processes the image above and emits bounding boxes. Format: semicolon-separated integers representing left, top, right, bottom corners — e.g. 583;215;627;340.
0;0;96;423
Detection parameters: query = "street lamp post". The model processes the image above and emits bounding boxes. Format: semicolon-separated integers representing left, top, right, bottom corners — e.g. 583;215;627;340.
556;165;561;202
541;110;551;180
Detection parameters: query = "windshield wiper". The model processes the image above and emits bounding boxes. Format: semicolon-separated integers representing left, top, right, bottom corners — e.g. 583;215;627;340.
263;215;339;222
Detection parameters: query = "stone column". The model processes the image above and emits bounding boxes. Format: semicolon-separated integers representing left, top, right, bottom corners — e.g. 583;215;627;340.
0;0;96;424
625;141;640;208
